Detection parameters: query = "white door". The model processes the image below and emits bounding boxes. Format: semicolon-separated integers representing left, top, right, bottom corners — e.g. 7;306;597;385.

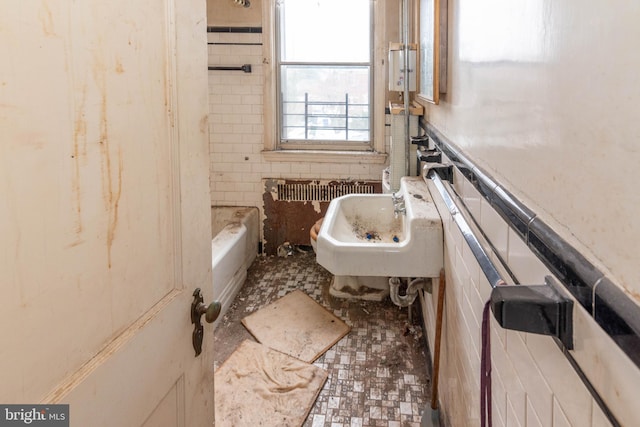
0;1;215;426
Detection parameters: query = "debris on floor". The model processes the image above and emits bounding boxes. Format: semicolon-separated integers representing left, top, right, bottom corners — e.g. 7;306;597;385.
213;251;432;427
277;241;294;257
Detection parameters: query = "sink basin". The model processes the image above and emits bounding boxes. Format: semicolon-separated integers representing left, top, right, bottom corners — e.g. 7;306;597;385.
316;177;443;278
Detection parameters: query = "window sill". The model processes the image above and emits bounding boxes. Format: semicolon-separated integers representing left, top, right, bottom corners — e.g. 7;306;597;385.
261;150;388;164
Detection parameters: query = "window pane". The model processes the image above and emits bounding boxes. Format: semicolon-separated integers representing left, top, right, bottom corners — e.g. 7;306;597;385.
279;0;370;63
280;65;370;142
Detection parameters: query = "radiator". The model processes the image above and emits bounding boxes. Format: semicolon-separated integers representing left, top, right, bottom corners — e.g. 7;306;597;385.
263;179;381;254
276;182;376;202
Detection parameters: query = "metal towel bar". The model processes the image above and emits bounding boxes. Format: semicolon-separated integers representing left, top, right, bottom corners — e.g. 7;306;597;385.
430;170;505;289
208;64;252;73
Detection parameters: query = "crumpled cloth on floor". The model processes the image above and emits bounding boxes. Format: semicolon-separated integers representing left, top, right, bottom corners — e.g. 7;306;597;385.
215;340;328;427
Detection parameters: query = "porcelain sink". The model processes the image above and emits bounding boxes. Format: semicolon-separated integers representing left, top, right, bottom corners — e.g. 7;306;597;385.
316;177;443;278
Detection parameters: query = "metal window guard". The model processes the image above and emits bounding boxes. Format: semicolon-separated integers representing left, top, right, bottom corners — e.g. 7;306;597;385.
281;93;369;140
208;64;252;73
428;165;574;349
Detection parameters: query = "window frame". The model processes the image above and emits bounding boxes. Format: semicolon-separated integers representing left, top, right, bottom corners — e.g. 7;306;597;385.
275;0;374;151
263;0;387;158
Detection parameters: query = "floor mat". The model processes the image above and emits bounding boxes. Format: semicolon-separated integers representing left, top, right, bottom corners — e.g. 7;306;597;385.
241;289;351;363
214;340;328;427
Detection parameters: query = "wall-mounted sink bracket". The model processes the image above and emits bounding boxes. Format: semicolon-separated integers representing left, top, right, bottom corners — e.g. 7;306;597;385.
490;276;574;349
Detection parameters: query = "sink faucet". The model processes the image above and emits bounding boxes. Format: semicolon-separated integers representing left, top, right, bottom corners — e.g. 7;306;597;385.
392;192;406;217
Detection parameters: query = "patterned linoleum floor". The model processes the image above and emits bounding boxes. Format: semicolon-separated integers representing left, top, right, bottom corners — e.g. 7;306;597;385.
213;250;432;427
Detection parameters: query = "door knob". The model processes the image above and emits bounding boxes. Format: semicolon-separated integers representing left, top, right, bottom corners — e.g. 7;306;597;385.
195;299;221;324
190;288;221;356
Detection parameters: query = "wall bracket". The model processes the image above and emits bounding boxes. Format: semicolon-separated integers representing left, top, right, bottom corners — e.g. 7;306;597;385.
425;163;453;182
490;276;574;349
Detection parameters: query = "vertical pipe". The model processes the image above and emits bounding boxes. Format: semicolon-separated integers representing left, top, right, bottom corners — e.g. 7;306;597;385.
402;0;410;177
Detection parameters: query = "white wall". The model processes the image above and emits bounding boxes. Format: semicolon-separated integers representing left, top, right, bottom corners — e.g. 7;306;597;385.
207;0;262;27
208;30;268;208
419;1;640;426
423;0;640;299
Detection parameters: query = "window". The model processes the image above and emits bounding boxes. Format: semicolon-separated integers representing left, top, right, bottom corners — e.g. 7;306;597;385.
276;0;373;151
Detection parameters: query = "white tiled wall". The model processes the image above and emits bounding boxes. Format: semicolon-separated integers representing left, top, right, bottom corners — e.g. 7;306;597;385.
420;165;640;427
208;31;265;208
207;31;388;214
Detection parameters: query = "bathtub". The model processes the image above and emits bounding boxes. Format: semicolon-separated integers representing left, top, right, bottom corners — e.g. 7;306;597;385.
211;206;259;325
